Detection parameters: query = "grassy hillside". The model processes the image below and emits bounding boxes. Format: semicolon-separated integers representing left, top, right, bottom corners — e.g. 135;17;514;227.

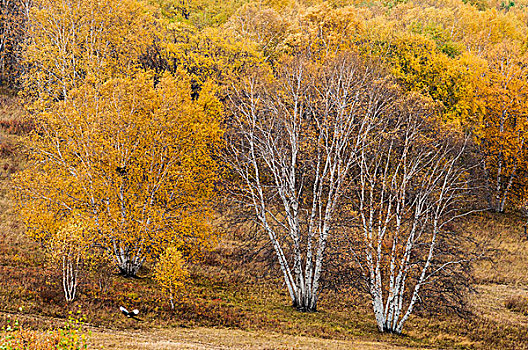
1;92;528;349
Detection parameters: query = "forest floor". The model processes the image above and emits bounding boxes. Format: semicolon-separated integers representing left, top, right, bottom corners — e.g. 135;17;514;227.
2;92;528;349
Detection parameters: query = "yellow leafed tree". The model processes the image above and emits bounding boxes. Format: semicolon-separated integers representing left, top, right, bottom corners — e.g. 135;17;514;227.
22;0;155;106
47;215;92;302
14;71;223;276
154;245;189;309
477;41;528;212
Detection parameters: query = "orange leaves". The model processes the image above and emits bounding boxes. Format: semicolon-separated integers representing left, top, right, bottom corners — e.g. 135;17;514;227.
474;40;528;211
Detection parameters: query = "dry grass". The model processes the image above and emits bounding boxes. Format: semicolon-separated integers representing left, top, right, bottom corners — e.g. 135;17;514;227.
0;91;24;119
88;327;422;350
469;284;528;326
0;93;25;189
460;212;528;329
465;212;528;285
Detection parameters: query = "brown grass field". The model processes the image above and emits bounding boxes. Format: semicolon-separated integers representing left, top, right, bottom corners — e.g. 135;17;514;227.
88;327;423;349
2;92;528;349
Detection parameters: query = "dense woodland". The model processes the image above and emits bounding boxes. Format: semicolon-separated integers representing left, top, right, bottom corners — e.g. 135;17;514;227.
2;0;528;348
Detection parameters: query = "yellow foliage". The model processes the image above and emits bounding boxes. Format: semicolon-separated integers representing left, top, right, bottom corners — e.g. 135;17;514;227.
226;3;290;59
161;22;263;93
47;216;91;262
154;246;189;309
475;40;528;210
289;4;365;59
383;32;485;126
152;0;247;27
14;71;223;276
22;0;156;106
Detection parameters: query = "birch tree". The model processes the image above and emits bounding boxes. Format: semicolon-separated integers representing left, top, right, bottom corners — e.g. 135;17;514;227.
226;53;391;311
477;41;528;213
347;98;472;333
22;0;154;105
14;72;223;277
47;215;91;302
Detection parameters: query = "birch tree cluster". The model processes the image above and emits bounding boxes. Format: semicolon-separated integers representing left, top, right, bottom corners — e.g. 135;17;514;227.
346;101;473;333
227;54;382;311
226;51;474;332
11;0;223;305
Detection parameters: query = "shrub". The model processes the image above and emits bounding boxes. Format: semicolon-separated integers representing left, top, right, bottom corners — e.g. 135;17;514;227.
154;246;189;310
0;311;88;350
0;119;34;135
505;295;528;315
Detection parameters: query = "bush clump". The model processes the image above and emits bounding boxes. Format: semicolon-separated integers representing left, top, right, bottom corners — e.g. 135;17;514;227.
505;295;528;315
0;311;88;350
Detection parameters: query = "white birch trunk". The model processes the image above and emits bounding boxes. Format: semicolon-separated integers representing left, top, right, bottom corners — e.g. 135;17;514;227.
227;53;377;311
62;252;81;302
352;110;471;334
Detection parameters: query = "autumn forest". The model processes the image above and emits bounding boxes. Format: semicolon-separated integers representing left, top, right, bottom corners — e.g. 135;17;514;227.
1;0;528;348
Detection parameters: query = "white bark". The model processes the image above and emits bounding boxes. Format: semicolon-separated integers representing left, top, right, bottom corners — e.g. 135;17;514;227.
227;53;385;311
114;246;145;277
62;252;81;302
350;110;472;333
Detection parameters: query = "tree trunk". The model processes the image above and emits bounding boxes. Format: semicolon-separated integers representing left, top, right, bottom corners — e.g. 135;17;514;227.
292;279;318;312
169;287;175;310
117;259;142;277
62;254;79;302
292;296;317;312
115;249;145;277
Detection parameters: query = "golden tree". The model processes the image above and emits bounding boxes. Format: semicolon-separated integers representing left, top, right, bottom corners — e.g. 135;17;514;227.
14;71;223;276
383;31;485;127
154;245;189;310
47;215;91;302
151;21;263;97
22;0;155;105
477;41;528;212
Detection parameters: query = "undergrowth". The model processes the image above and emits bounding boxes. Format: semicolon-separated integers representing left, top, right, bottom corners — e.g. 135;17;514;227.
0;309;88;350
505;295;528;315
